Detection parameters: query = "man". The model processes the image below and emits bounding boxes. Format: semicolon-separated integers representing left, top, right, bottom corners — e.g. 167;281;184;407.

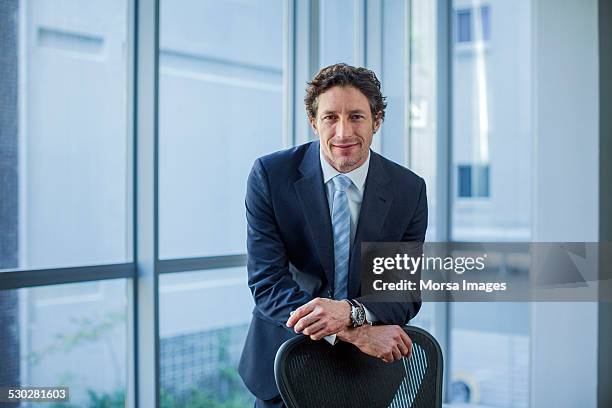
238;63;428;408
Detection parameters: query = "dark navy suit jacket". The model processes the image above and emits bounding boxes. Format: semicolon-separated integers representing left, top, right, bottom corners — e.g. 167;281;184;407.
238;141;428;400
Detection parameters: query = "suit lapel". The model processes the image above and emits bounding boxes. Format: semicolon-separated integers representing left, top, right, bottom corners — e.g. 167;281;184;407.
294;142;336;287
348;152;393;297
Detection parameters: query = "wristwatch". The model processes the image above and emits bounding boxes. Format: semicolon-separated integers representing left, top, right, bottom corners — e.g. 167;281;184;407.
344;299;367;327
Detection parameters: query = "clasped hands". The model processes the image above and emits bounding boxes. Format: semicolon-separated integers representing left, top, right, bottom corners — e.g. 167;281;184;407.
286;297;412;363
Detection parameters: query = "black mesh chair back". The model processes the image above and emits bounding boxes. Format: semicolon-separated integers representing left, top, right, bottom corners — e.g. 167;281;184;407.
274;326;443;408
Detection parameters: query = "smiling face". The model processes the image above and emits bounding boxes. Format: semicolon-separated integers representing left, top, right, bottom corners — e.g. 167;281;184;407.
310;85;381;173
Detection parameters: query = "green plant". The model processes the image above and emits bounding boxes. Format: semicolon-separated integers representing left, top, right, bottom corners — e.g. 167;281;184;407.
161;386;253;408
25;310;127;406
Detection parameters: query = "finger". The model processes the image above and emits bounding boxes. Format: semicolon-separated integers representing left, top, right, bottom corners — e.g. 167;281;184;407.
383;352;394;363
397;340;409;356
391;346;402;362
286;304;313;327
400;333;413;358
308;322;336;340
286;303;315;327
398;332;411;353
303;320;327;336
309;328;330;341
294;316;319;333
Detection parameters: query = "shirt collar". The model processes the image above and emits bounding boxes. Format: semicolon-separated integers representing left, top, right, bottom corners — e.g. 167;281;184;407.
319;146;370;193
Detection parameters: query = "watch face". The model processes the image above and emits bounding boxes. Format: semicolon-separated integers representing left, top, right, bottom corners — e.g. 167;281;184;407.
355;307;366;326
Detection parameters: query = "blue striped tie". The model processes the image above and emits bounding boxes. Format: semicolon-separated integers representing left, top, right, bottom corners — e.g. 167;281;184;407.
331;174;352;300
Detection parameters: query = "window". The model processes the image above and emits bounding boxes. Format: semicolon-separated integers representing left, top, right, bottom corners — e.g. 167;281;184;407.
158;0;284;259
0;0;131;271
0;1;547;407
455;6;491;43
157;1;283;405
409;0;439;242
0;1;130;404
319;0;356;67
1;280;128;406
450;0;532;406
159;268;254;407
403;0;440;362
480;6;491;41
457;164;490;198
456;9;472;43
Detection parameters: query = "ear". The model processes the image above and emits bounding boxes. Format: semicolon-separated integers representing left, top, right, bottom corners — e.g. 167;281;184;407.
373;112;383;133
309;117;318;135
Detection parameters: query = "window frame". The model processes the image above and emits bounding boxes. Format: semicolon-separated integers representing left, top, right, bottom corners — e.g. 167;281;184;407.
0;0;459;406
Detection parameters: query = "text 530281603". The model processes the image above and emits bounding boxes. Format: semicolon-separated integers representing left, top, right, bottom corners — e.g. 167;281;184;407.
0;387;69;403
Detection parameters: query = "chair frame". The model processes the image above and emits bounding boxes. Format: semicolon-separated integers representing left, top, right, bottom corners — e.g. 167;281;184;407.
274;325;444;408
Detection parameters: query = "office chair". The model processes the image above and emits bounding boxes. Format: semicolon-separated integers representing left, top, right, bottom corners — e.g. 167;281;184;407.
274;325;443;408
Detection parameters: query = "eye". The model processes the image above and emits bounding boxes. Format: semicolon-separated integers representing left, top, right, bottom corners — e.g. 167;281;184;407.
323;114;337;121
351;114;365;120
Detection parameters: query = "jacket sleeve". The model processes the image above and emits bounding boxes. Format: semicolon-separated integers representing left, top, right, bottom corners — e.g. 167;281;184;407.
246;158;314;325
355;178;427;325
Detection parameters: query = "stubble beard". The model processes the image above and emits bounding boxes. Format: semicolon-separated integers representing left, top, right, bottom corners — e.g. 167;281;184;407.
333;153;364;173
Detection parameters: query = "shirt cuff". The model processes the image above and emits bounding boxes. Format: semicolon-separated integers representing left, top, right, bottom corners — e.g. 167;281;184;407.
324;334;338;345
363;305;378;324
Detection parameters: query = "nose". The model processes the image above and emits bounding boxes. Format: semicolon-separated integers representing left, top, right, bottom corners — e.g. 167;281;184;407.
336;117;353;139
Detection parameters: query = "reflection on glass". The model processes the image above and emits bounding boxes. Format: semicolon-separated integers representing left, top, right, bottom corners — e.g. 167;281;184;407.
451;302;529;407
318;0;356;67
451;0;531;242
159;268;254;407
450;1;532;407
410;0;438;242
456;9;472;43
0;279;128;407
158;0;284;259
380;0;408;166
409;302;435;336
0;0;130;271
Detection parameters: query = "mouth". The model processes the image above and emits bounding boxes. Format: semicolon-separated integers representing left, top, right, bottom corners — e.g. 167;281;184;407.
332;143;359;149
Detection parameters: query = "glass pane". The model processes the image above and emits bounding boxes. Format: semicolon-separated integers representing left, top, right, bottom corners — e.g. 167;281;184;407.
408;302;436;334
450;302;530;407
0;0;131;271
159;268;254;407
450;1;532;407
395;0;440;355
458;165;472;197
410;0;438;241
480;6;491;41
318;0;355;67
158;0;284;259
0;279;128;407
456;10;472;43
451;2;531;242
381;0;407;165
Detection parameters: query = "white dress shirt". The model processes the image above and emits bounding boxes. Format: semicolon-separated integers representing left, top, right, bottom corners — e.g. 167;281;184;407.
319;147;377;344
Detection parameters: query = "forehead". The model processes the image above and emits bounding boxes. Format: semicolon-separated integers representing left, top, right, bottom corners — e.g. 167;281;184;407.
316;85;370;113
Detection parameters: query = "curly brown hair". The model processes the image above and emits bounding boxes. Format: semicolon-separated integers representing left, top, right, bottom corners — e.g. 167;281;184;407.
304;63;387;122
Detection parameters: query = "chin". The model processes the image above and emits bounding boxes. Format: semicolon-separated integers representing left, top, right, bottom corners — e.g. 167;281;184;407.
334;157;360;171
